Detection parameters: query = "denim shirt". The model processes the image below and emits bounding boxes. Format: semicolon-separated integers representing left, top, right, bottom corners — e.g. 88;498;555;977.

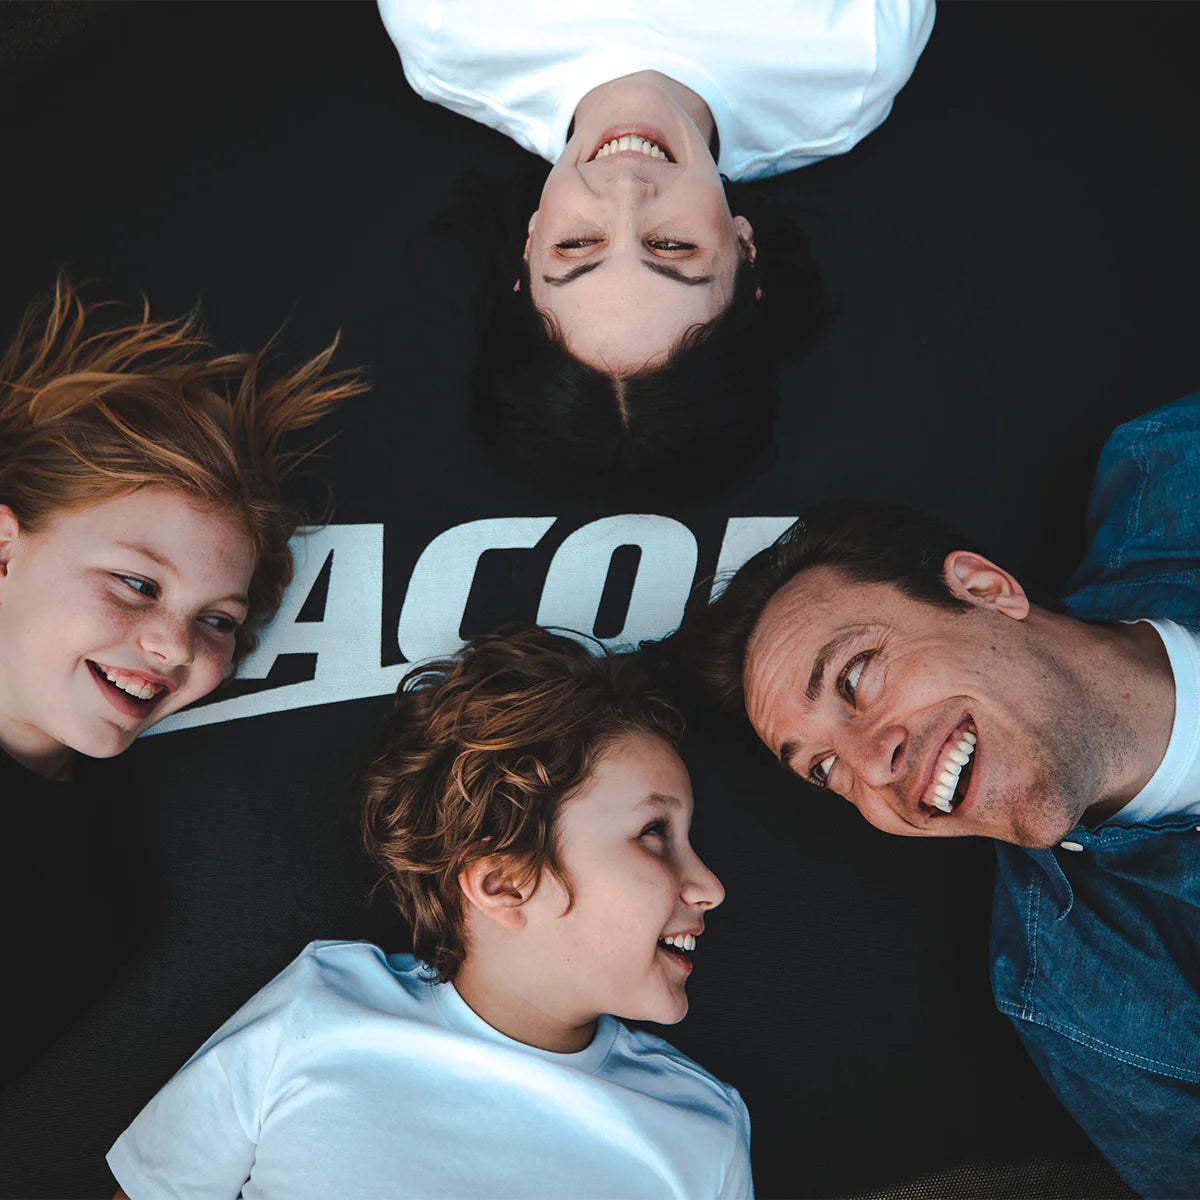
990;392;1200;1197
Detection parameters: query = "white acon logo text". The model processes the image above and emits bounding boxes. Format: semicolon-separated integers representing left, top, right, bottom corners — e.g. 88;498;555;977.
151;514;797;734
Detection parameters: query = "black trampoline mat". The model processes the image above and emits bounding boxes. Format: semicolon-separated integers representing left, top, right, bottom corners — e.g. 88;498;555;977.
1;3;1193;1197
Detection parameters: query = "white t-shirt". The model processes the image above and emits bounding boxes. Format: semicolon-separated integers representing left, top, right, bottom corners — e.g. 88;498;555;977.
1109;619;1200;824
107;941;753;1200
377;0;935;181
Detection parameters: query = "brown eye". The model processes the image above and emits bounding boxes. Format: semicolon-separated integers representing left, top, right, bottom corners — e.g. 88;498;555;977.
811;753;837;788
646;238;696;253
554;236;602;252
838;652;873;702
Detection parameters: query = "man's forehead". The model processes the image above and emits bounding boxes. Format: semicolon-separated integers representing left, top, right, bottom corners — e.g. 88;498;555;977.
748;566;883;649
743;568;893;724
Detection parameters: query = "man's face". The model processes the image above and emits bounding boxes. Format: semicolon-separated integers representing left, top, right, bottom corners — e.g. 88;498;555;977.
525;75;752;373
0;486;255;777
742;560;1108;848
520;732;725;1028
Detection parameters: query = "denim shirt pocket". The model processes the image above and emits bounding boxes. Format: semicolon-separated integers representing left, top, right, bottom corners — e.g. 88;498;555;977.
991;827;1200;1084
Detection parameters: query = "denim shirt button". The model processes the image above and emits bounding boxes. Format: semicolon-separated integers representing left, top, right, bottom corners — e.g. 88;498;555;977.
1059;840;1084;851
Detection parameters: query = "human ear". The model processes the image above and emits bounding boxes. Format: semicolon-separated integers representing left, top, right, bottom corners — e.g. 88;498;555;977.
0;505;22;580
514;212;538;293
732;215;762;298
458;857;530;931
942;550;1030;620
733;215;756;264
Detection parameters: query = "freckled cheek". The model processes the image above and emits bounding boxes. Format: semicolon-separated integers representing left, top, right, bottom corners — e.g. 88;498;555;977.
188;641;236;698
47;589;144;660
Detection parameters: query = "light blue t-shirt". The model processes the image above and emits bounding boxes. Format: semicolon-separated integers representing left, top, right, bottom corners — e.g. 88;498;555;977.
108;941;753;1200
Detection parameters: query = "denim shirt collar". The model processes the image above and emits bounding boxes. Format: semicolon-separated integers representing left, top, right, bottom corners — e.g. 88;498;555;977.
1024;814;1200;920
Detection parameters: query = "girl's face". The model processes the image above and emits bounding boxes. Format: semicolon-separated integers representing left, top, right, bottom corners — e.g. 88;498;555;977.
0;486;255;778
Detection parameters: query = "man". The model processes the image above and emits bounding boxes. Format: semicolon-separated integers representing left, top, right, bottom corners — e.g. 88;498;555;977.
676;392;1200;1196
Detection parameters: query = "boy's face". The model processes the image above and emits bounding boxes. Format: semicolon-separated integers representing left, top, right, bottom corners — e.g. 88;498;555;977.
521;731;725;1029
0;486;255;777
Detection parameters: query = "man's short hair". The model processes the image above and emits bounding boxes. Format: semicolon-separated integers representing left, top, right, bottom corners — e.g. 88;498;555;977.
669;497;1064;720
360;625;684;982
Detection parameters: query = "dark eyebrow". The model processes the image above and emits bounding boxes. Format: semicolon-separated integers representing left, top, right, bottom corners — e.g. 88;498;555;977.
805;626;874;705
779;740;799;772
642;260;713;287
541;258;713;288
776;625;877;771
542;261;604;287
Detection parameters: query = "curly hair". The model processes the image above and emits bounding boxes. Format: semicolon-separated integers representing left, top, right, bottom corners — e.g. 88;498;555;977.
360;625;684;981
0;276;365;665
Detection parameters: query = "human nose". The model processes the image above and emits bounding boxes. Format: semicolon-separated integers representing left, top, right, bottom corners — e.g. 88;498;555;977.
840;719;908;793
137;610;194;667
587;164;658;200
681;848;726;912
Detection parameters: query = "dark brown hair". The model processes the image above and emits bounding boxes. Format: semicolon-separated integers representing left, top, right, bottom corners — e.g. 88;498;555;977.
0;276;365;664
438;167;833;497
665;498;1055;721
360;625;684;981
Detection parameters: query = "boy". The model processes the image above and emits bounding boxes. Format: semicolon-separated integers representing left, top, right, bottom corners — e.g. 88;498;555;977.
107;626;752;1199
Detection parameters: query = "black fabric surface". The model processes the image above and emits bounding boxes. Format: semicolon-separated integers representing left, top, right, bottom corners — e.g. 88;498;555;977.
1;2;1194;1196
0;749;151;1090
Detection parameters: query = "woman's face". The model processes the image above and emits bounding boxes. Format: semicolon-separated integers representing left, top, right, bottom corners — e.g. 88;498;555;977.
525;75;754;373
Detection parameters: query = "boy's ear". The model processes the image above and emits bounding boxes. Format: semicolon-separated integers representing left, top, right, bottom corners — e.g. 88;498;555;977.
458;856;530;932
0;505;22;579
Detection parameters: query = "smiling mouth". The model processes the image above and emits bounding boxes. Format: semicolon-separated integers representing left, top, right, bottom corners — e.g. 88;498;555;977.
88;660;169;705
924;718;978;816
656;932;697;972
589;131;675;163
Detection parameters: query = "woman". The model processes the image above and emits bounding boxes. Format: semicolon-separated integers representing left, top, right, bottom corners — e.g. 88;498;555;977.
380;0;934;492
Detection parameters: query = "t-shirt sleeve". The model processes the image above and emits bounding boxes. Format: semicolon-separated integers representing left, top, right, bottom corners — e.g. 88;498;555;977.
717;1086;754;1200
106;962;298;1199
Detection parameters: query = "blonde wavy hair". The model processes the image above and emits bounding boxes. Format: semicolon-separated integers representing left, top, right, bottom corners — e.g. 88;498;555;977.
0;276;365;664
360;625;685;981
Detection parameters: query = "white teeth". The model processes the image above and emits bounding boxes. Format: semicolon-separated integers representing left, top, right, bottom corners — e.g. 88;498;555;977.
661;934;696;952
100;666;163;701
927;725;977;814
595;137;669;160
